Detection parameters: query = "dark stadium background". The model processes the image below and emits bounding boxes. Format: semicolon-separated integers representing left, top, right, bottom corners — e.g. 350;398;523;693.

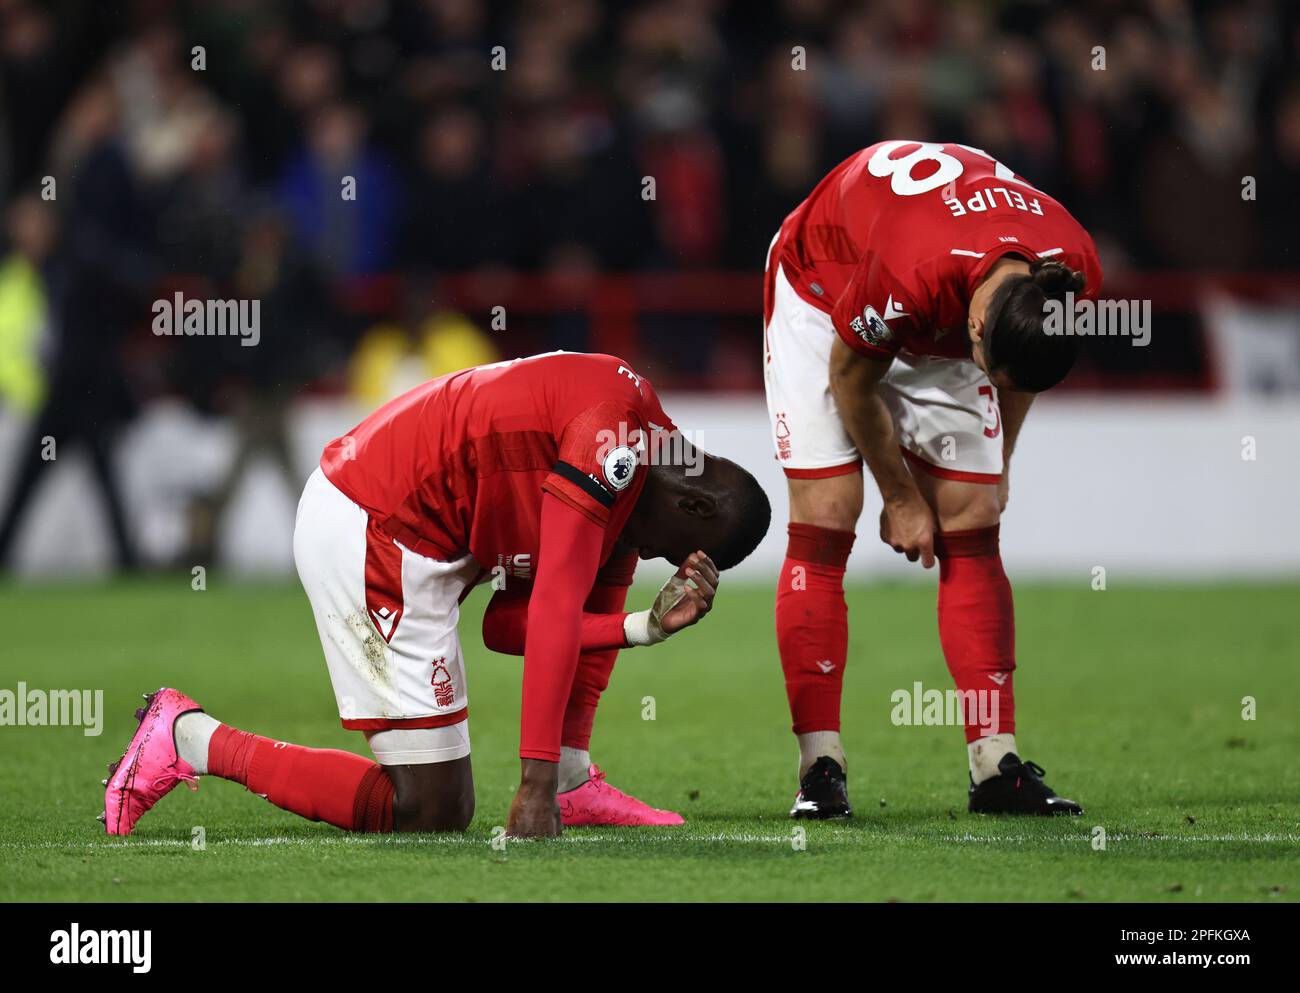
0;0;1297;575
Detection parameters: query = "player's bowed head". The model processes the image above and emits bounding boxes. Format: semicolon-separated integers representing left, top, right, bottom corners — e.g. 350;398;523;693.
967;257;1088;394
620;440;772;572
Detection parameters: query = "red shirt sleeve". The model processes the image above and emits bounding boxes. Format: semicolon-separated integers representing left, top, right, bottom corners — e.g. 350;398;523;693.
831;254;918;360
518;491;606;761
541;399;646;529
482;587;630;656
594;546;638;587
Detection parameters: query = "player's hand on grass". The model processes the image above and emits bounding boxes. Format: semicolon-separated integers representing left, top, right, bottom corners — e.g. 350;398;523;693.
507;759;562;838
659;551;718;635
880;491;936;568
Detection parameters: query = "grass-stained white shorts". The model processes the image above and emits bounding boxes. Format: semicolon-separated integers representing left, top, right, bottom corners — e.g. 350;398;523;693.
293;467;478;764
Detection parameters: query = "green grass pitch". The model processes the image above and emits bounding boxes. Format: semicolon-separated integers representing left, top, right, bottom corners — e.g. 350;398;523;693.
1;577;1296;902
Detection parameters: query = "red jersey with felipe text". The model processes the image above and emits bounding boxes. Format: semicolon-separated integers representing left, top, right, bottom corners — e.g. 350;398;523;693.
320;352;674;573
767;140;1103;361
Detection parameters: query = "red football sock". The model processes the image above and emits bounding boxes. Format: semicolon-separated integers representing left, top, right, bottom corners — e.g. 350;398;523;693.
562;647;618;752
935;525;1016;744
775;523;855;734
561;560;634;751
208;725;393;832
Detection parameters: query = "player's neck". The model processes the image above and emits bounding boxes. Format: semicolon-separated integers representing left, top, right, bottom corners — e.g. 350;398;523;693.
972;256;1032;313
983;255;1032;287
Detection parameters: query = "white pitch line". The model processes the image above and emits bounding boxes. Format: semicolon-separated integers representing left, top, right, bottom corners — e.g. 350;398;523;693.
942;833;1300;844
0;832;796;852
0;831;1297;853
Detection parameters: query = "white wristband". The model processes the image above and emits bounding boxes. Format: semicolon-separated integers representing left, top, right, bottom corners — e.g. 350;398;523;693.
623;609;665;647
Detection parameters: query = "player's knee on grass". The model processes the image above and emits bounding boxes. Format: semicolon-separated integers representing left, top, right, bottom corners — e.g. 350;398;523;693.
787;472;863;533
387;759;475;832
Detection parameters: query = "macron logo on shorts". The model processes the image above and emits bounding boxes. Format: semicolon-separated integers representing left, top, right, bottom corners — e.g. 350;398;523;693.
370;605;399;641
364;527;406;644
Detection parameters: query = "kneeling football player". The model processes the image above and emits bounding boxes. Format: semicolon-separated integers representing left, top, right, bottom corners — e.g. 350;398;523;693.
102;352;771;838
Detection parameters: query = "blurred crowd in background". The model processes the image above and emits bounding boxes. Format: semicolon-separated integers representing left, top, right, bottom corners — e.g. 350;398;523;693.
0;0;1298;569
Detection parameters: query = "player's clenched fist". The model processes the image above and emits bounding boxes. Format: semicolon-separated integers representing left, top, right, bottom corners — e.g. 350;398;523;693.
879;492;936;569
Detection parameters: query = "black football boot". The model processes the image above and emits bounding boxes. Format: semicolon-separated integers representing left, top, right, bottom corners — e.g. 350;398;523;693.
968;753;1083;815
790;756;852;819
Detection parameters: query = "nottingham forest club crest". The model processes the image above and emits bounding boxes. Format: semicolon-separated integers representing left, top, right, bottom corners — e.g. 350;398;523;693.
601;445;638;492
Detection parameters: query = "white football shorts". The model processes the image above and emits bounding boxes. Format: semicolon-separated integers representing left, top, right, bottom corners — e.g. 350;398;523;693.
763;261;1004;484
293;467;480;764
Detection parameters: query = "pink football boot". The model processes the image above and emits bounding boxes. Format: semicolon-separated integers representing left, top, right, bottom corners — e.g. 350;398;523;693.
558;764;685;827
101;687;203;836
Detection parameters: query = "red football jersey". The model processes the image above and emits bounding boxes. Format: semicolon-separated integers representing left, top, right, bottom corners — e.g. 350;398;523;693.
767;139;1103;360
320;352;675;572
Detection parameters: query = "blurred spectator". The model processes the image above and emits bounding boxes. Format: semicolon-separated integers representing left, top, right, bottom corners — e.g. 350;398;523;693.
0;76;158;570
275;99;392;276
1256;81;1300;265
187;206;331;565
0;1;70;191
0;193;53;413
402;104;502;270
278;101;398;276
154;105;247;281
350;275;498;409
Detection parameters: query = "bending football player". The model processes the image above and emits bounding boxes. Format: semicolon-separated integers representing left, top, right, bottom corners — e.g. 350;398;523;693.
103;352;771;838
765;140;1100;818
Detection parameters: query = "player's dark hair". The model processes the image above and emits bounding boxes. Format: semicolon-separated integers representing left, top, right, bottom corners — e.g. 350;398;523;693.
983;258;1087;392
709;460;772;571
